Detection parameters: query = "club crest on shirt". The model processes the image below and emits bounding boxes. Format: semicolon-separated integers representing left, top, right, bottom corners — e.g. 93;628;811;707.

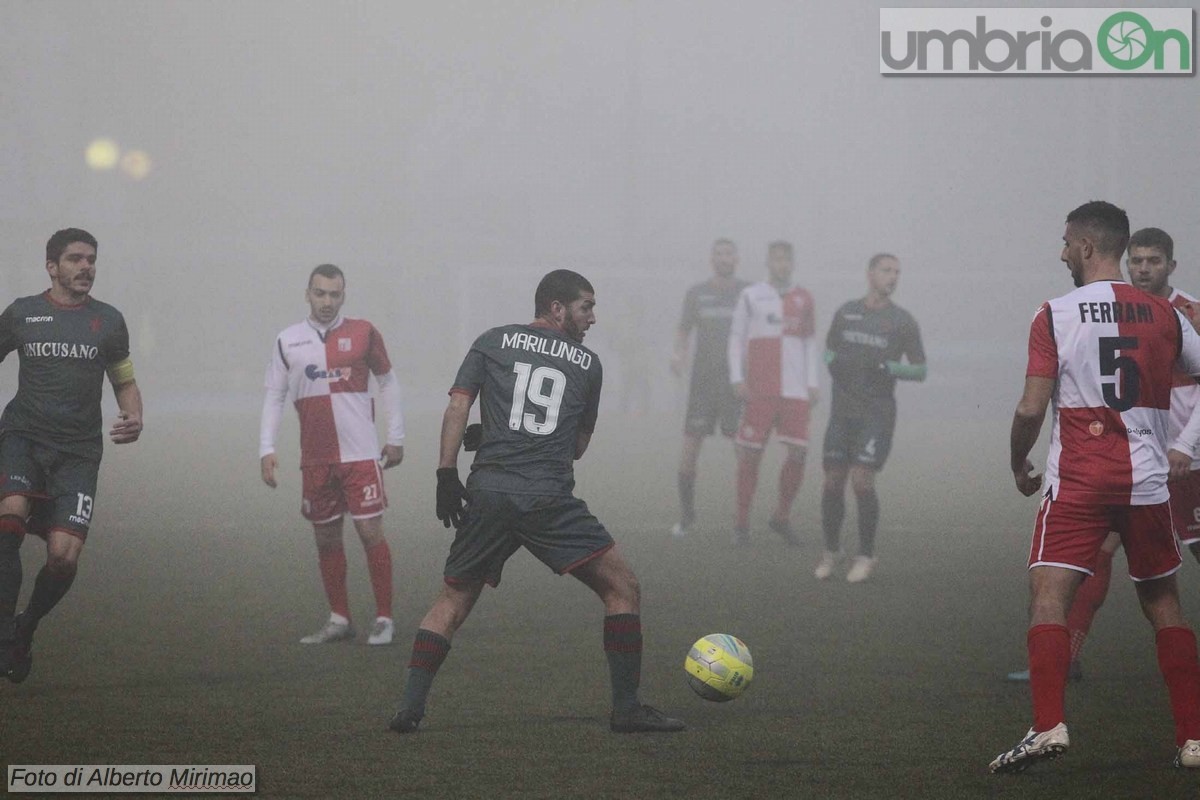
338;338;351;352
1089;421;1104;436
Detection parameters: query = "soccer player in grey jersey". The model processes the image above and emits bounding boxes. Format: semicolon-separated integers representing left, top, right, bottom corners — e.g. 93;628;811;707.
670;239;748;537
816;253;925;583
0;229;143;682
389;269;683;735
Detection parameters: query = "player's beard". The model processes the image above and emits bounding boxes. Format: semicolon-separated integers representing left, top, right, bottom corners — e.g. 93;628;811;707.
563;316;586;342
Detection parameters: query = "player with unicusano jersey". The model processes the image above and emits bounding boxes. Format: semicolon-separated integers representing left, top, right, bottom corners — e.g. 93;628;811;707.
670;238;749;538
260;264;405;647
0;228;144;684
389;269;684;735
816;253;925;584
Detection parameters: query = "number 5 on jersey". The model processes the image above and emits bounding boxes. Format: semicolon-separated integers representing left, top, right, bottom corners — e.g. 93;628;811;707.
510;361;566;435
1099;336;1140;412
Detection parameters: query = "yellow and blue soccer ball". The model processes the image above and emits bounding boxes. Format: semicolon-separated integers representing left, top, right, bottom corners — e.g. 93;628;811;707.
685;634;754;702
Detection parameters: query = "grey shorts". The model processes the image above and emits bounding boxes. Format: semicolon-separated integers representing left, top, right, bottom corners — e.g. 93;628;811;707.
0;432;100;539
443;490;615;588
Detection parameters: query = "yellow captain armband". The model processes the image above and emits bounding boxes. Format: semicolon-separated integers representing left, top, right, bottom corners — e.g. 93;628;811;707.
107;358;136;387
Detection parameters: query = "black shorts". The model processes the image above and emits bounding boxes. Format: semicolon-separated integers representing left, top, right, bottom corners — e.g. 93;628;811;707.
822;408;897;471
0;433;100;539
443;490;615;588
684;373;741;438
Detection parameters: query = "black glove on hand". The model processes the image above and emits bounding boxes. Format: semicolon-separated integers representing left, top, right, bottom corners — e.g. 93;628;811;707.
436;467;468;529
462;423;483;452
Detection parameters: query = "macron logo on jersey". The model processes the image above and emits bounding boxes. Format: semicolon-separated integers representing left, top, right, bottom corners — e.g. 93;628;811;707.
24;316;53;323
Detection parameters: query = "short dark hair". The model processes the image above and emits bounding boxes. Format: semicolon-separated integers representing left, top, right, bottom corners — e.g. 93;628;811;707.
308;263;345;288
1066;201;1130;259
868;252;898;270
768;240;793;258
534;269;594;316
46;228;98;263
1128;227;1174;261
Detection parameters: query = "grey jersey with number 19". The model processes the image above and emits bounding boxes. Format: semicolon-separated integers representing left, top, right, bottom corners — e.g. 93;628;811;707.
452;322;603;497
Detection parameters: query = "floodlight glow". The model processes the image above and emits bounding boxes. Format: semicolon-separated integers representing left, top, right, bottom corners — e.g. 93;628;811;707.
85;138;120;170
120;150;152;180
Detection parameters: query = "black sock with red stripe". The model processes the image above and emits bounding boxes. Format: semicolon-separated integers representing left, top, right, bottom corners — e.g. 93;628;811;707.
857;490;880;557
26;561;76;631
401;629;451;716
0;515;27;620
604;613;642;711
678;473;696;526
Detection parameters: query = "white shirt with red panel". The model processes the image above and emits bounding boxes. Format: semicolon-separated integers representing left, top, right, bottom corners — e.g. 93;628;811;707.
1166;289;1200;469
260;316;405;467
1025;280;1200;506
728;282;820;400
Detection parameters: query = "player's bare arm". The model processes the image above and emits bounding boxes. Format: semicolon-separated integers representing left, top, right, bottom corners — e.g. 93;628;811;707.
380;444;404;469
435;392;472;529
1168;449;1192;482
1010;376;1054;496
109;379;143;445
670;328;690;376
439;392;473;469
260;453;278;488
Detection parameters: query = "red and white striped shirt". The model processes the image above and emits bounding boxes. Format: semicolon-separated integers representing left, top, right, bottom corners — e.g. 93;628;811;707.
260;316;404;467
1026;280;1200;505
728;282;819;400
1167;289;1200;468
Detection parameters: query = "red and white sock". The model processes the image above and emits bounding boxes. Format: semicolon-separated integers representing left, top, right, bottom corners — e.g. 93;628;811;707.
365;539;393;621
1066;547;1113;660
316;542;350;621
1028;623;1071;732
1156;626;1200;746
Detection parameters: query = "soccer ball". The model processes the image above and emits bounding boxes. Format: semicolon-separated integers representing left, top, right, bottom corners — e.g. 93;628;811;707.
684;634;754;702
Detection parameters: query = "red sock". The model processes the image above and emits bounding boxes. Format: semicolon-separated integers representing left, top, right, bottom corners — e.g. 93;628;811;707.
773;457;805;521
1066;548;1113;660
316;543;350;620
735;454;761;529
1028;623;1071;732
1156;626;1200;745
365;539;393;620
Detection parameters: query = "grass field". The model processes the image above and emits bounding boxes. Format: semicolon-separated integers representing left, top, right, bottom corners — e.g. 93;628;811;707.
4;404;1200;799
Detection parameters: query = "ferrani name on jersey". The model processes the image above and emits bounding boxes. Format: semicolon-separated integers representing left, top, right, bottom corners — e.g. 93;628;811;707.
1027;280;1200;506
500;330;593;370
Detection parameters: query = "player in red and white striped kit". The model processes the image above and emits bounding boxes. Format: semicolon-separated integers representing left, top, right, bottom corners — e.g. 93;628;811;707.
727;241;819;546
992;202;1200;773
260;265;405;646
1005;228;1200;683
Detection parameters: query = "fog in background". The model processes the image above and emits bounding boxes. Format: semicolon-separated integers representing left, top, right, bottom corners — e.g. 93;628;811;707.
1;0;1198;490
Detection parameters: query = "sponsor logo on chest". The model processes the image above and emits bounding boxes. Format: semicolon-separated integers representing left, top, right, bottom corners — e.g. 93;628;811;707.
305;364;350;382
22;342;99;360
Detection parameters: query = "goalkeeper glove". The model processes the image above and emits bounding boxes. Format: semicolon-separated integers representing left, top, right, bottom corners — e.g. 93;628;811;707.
462;423;483;452
435;467;468;529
